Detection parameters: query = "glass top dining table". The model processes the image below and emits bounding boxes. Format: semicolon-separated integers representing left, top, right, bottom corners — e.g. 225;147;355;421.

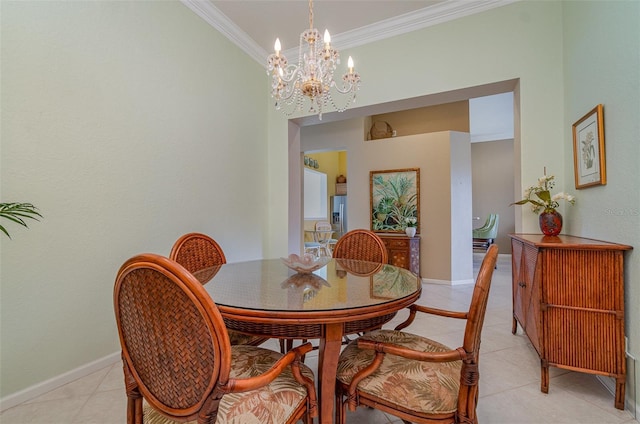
193;258;422;424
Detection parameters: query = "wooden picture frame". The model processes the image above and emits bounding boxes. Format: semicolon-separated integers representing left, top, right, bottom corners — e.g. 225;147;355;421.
572;104;606;189
370;168;420;233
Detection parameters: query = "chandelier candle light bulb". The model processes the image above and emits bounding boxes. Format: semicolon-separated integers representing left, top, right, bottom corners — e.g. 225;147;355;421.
324;30;331;50
274;38;281;55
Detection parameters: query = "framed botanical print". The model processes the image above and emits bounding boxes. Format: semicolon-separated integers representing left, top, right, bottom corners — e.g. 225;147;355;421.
370;168;420;233
573;104;606;189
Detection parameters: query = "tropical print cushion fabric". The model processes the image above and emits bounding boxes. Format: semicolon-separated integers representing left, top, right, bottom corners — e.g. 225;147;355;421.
227;330;264;346
336;329;461;414
143;345;313;424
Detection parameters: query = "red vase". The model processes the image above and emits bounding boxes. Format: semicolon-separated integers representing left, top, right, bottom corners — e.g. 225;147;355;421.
539;209;563;236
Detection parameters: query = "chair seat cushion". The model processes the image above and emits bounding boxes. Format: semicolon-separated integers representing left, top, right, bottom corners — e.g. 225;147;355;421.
336;329;461;415
144;345;314;424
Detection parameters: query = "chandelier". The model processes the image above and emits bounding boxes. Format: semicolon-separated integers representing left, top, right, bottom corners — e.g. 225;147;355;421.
266;0;361;119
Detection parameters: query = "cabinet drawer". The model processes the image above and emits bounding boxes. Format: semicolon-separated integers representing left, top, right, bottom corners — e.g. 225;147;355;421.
384;238;409;248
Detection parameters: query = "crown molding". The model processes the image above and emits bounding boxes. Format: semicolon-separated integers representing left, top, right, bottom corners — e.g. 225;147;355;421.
181;0;518;67
180;0;267;64
331;0;519;51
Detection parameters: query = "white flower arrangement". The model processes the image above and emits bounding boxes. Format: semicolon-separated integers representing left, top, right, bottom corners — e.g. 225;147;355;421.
513;171;576;214
404;217;417;228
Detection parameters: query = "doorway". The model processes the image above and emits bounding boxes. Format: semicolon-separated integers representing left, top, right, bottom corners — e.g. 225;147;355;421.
288;80;520;280
303;150;348;250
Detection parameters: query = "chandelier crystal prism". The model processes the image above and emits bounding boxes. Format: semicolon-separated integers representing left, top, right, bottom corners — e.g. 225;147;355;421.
266;0;361;120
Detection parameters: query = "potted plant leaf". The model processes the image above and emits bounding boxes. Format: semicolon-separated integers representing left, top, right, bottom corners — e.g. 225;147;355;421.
0;202;42;238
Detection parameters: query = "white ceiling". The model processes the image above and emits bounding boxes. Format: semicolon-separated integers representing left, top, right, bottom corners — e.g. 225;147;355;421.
181;0;516;140
182;0;517;64
210;0;443;54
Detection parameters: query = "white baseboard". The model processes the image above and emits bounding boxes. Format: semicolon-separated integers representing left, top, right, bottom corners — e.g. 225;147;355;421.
0;351;121;412
422;277;474;285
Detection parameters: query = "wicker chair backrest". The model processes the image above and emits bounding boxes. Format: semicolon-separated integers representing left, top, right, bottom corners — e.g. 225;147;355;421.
463;244;498;356
114;254;228;418
170;232;227;272
332;229;388;263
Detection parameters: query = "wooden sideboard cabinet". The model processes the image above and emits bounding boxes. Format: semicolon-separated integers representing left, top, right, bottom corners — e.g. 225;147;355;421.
509;234;632;410
377;234;420;276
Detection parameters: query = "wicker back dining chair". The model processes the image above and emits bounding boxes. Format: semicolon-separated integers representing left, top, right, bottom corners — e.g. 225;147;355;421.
169;232;226;273
332;229;388;264
114;253;317;424
170;233;268;347
336;244;499;424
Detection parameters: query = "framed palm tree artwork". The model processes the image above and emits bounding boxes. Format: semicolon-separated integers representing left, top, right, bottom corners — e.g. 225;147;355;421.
370;168;420;233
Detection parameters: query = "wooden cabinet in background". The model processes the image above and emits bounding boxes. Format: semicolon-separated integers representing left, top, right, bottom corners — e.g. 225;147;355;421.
509;234;632;410
377;234;420;276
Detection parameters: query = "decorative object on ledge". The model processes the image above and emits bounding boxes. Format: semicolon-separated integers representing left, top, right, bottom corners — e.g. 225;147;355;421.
369;121;393;140
370;168;420;233
572;104;606;189
266;0;360;120
511;168;575;236
303;156;319;169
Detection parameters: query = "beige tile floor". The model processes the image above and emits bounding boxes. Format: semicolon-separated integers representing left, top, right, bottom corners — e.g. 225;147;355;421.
1;253;638;423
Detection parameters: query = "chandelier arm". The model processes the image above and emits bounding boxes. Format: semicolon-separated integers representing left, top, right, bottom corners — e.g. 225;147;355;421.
333;84;356;95
279;65;301;84
273;81;298;102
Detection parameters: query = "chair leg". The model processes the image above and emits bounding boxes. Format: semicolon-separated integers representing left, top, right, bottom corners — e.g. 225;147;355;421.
279;338;296;354
335;386;345;424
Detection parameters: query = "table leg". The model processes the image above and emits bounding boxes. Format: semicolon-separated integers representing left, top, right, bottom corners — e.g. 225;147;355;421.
317;323;343;424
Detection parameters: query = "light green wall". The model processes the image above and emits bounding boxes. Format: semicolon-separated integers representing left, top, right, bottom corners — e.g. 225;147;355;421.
1;1;268;397
562;1;640;407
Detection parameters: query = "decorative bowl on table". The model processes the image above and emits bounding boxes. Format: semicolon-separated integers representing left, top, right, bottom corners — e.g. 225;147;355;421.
281;253;330;274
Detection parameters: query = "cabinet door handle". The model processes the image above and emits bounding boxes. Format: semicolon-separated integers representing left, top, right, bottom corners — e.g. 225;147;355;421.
518;282;526;288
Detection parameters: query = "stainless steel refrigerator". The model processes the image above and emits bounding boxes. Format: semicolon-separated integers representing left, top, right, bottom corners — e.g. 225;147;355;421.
330;195;347;238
